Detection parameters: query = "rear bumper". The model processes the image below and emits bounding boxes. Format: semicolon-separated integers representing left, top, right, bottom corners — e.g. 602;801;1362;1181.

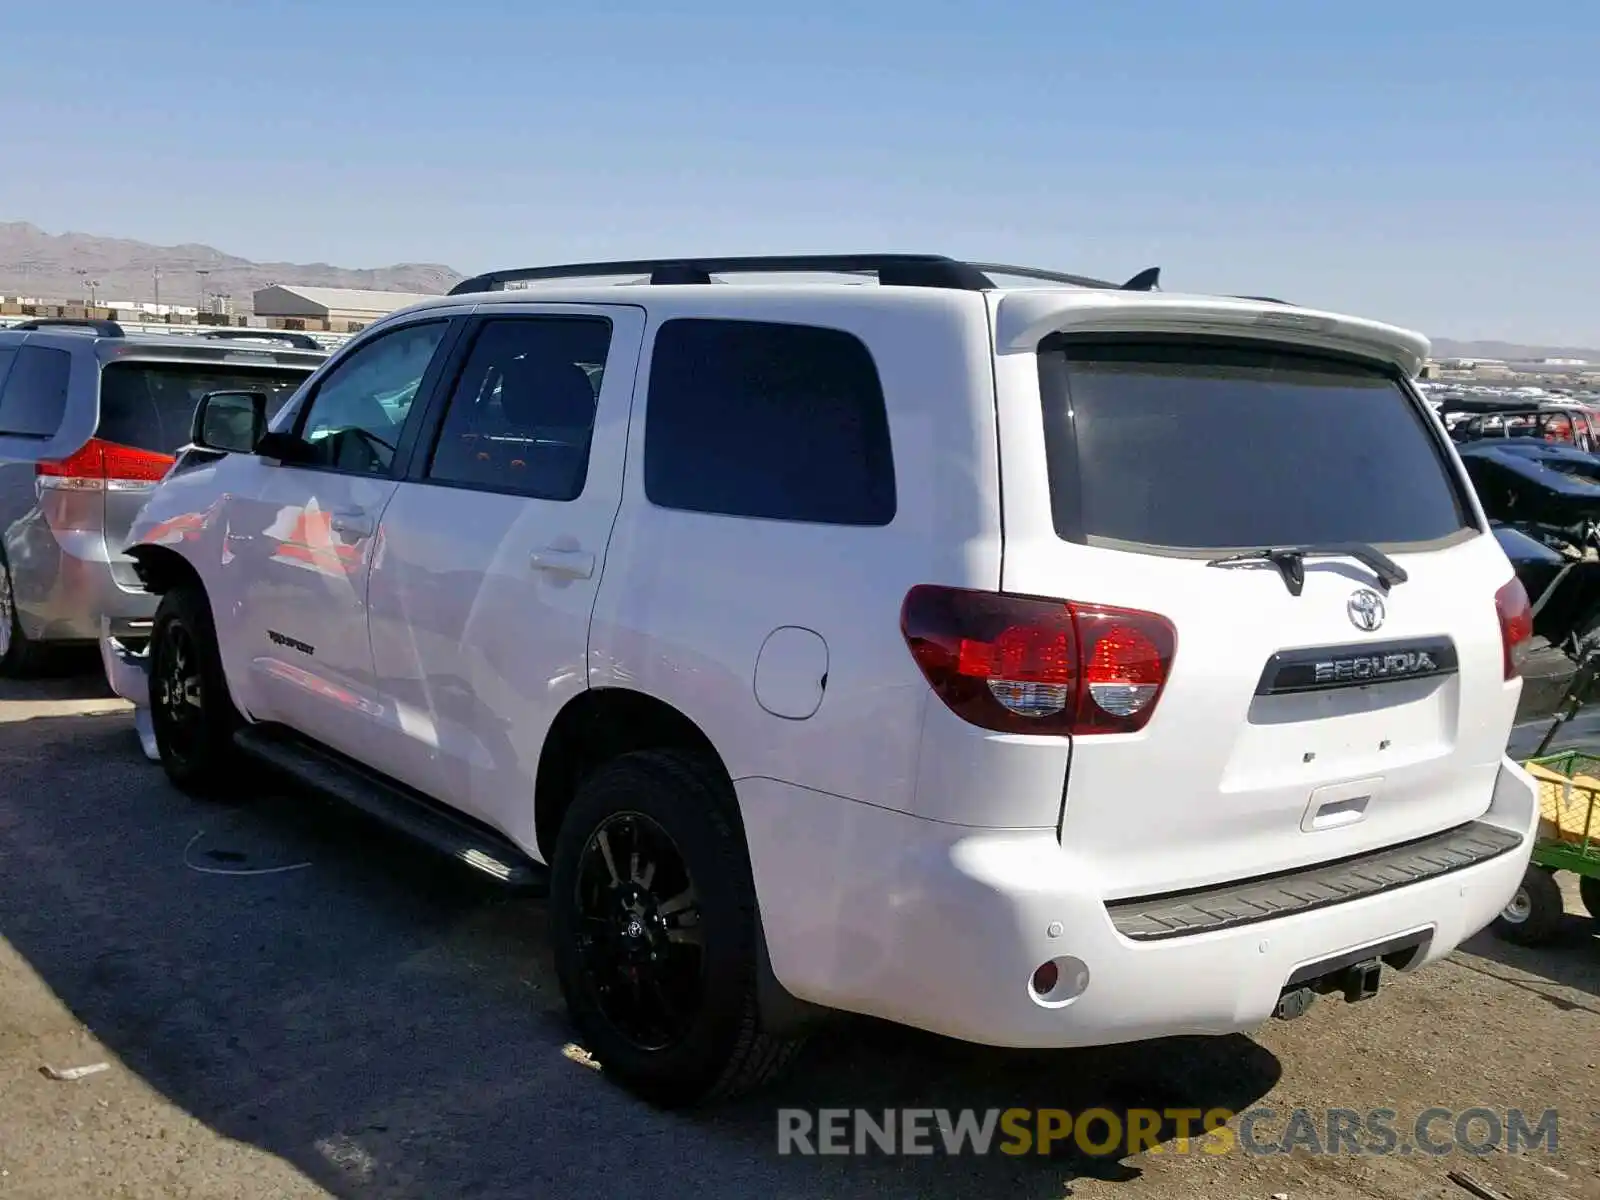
10;519;156;643
739;759;1539;1048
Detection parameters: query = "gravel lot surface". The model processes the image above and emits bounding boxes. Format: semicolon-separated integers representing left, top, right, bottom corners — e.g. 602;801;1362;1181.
0;664;1595;1199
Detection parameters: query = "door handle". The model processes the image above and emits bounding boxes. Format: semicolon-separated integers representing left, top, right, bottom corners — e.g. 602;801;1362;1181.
530;546;595;579
329;508;374;538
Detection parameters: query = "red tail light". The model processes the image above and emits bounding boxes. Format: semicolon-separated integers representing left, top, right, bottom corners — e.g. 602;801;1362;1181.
900;585;1177;735
1495;576;1533;680
37;438;174;487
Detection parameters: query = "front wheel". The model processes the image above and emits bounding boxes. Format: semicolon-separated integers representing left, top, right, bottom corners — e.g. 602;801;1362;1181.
549;750;805;1107
1493;866;1566;946
149;585;241;795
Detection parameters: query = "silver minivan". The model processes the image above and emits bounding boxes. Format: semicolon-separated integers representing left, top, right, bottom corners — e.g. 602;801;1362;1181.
0;319;326;674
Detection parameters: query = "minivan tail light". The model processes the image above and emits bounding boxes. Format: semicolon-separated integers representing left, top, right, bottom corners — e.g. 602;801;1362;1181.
36;438;175;489
1495;576;1533;680
901;585;1177;735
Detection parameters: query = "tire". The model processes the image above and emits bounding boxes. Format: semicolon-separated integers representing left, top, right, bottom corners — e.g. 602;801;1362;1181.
549;749;806;1107
1493;866;1566;946
1579;874;1600;922
0;554;51;678
148;584;241;795
1574;608;1600;662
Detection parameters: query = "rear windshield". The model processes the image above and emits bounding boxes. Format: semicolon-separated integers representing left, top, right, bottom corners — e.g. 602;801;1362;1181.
99;362;312;454
1037;339;1475;553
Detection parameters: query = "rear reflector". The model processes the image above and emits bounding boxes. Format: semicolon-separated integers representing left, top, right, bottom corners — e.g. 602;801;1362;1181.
37;438;174;488
900;585;1177;735
1495;576;1533;680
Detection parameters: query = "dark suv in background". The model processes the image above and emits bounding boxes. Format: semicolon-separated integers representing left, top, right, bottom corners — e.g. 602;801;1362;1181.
0;318;327;674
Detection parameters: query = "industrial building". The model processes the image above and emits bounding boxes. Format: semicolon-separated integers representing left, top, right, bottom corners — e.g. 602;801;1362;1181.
251;284;439;333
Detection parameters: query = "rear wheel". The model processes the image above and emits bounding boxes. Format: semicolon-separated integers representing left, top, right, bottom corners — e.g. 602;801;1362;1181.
1493;866;1566;946
149;585;240;795
549;749;805;1107
1578;874;1600;922
0;555;50;678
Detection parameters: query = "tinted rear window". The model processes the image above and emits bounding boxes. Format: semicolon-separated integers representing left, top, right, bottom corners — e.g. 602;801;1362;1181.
644;318;896;525
99;362;312;454
1038;340;1473;552
0;345;71;438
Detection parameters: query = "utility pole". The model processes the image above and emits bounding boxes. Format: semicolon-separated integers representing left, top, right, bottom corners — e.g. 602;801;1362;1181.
153;267;161;314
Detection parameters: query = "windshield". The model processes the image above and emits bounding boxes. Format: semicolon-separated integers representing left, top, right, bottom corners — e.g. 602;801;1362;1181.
1037;338;1476;554
100;361;312;454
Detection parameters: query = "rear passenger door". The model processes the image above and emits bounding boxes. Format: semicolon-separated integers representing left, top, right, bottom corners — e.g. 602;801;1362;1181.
366;305;644;846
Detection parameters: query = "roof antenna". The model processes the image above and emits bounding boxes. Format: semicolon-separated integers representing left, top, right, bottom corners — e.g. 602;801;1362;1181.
1120;267;1160;292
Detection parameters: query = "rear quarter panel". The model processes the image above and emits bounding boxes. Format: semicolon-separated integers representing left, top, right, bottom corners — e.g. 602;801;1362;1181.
589;290;1003;814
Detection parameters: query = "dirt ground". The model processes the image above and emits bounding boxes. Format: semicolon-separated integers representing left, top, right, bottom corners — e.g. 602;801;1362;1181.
0;664;1595;1200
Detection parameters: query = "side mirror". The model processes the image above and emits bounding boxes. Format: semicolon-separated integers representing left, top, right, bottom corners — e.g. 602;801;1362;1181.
192;390;268;454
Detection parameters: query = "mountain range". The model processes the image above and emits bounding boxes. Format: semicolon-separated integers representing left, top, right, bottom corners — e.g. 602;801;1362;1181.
0;223;1591;359
1428;339;1598;363
0;222;462;310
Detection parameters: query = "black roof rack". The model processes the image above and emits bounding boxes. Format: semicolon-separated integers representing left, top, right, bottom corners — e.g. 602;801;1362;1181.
447;254;1162;297
199;329;324;352
8;317;125;337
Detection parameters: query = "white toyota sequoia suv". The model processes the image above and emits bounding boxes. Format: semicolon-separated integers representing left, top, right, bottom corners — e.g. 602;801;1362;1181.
68;254;1539;1106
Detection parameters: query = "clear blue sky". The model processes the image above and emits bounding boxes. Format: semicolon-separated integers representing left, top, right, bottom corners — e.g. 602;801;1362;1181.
0;0;1593;344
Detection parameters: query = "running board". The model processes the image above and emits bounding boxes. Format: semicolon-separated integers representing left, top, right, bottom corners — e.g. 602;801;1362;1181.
232;725;548;892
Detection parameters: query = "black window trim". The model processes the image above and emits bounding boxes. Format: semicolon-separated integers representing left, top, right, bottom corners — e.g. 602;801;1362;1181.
641;315;898;528
1036;331;1484;557
404;312;615;503
280;315;464;482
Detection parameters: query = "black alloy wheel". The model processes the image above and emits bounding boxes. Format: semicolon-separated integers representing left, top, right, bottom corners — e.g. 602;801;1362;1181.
149;586;240;794
549;750;806;1107
572;811;705;1052
154;618;205;762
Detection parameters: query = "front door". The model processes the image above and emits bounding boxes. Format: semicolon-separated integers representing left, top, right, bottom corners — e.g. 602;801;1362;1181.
222;315;458;760
366;305;644;849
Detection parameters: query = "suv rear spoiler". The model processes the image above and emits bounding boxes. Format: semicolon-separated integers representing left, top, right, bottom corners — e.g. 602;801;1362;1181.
198;329;324;351
992;292;1431;378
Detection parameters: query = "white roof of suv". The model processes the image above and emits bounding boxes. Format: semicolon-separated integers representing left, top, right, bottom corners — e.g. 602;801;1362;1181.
389;253;1429;379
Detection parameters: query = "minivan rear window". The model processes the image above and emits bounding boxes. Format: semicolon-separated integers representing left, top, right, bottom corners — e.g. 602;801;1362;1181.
1037;339;1474;552
99;362;312;454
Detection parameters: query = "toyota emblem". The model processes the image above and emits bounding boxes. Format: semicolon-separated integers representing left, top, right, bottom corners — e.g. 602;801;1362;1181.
1347;588;1386;632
